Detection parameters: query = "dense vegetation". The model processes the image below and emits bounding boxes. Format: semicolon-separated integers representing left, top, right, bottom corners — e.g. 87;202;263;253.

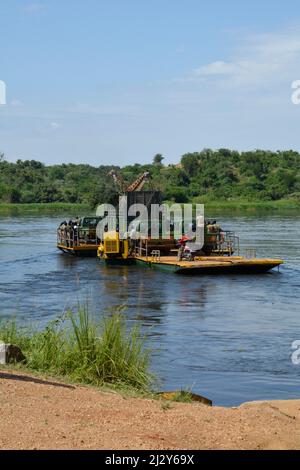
0;307;152;391
1;149;300;205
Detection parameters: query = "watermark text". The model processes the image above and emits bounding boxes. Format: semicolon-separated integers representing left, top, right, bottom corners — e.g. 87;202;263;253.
291;80;300;105
0;80;6;105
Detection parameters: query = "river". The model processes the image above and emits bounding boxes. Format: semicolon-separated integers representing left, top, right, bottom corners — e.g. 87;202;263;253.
0;213;300;406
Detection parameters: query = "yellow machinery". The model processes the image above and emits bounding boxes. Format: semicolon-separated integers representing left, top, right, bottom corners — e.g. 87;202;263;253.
97;231;131;264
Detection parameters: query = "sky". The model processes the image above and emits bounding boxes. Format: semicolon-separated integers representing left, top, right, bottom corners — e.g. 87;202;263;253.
1;0;300;166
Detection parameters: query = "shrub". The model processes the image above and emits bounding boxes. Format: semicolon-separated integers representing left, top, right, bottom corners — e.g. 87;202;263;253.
0;308;153;391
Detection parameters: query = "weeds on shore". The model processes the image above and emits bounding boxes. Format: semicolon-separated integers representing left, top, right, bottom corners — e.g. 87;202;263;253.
2;199;300;218
0;202;92;216
0;308;153;391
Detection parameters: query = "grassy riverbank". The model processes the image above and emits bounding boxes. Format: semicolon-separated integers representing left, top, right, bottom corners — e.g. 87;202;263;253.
201;198;300;213
0;202;92;216
1;199;300;217
0;308;153;393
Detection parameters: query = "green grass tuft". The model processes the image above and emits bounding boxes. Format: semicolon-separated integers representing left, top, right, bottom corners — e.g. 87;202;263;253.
0;308;153;392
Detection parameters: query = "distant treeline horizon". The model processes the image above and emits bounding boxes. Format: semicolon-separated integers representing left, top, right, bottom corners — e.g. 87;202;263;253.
1;149;300;206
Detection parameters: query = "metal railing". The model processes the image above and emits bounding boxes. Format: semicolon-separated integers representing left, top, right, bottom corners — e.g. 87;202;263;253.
134;239;149;259
208;231;240;256
151;250;161;262
132;231;241;259
57;228;98;248
245;248;257;258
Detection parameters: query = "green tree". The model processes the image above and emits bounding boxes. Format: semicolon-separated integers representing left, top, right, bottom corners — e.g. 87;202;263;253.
153;154;164;166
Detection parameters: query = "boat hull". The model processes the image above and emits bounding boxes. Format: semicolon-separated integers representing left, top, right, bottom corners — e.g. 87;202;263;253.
57;244;98;257
98;257;137;266
135;256;283;275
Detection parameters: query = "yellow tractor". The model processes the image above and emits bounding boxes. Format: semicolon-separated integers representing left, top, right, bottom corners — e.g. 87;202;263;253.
97;231;134;265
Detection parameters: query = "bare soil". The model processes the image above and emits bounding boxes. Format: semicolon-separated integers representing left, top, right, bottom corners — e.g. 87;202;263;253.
0;369;299;450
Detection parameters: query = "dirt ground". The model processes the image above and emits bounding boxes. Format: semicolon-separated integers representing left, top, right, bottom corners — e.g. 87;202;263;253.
0;369;300;450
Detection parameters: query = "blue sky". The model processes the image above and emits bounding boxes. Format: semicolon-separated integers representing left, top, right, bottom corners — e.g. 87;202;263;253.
1;0;300;165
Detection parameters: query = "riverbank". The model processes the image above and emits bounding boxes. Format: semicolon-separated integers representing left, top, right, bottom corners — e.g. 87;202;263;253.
1;199;300;216
0;368;299;450
0;202;92;216
202;198;300;212
0;310;152;392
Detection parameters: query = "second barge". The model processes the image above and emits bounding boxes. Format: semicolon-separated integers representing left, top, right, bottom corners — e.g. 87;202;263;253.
134;255;283;274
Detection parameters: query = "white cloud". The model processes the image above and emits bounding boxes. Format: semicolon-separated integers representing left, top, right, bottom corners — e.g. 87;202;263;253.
10;99;24;107
195;61;243;76
66;103;142;117
184;26;300;89
33;121;61;135
23;3;47;13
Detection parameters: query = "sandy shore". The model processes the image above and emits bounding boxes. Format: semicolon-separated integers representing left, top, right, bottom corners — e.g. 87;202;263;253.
0;369;299;450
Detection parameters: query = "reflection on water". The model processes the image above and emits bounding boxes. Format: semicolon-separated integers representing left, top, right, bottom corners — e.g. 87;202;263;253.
0;214;300;406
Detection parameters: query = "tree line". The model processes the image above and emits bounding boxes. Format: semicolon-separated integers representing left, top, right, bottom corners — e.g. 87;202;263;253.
1;149;300;205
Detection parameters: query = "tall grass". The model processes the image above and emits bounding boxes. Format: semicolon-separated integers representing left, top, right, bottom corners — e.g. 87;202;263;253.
2;199;300;217
192;198;300;212
0;202;93;216
0;308;153;391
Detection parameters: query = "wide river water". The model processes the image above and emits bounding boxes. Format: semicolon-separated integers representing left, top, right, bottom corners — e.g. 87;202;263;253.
0;213;300;406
